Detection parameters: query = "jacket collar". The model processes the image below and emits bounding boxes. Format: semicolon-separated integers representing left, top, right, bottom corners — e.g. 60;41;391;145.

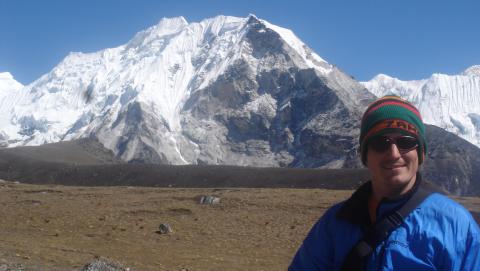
337;173;423;226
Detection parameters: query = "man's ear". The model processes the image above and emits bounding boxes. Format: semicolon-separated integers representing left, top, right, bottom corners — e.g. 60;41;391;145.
358;146;367;166
419;150;426;166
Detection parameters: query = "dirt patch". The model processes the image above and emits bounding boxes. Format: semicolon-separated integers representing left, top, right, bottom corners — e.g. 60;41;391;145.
0;181;478;270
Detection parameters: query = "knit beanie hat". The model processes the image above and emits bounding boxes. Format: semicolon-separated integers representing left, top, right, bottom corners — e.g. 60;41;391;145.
359;95;427;165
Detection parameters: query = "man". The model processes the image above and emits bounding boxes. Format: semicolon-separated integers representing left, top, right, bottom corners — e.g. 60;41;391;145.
289;96;480;270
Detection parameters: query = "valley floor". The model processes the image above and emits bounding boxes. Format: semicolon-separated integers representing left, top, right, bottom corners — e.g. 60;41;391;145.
0;180;478;271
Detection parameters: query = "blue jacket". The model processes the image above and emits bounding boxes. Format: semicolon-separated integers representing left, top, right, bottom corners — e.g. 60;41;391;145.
289;176;480;270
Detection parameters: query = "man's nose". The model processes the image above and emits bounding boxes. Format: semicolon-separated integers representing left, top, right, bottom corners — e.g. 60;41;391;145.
386;143;402;158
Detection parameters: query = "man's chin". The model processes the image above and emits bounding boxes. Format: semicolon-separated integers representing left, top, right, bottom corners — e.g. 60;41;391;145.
381;170;412;184
382;173;416;192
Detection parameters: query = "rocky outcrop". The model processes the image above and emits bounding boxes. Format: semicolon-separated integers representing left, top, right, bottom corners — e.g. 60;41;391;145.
423;125;480;196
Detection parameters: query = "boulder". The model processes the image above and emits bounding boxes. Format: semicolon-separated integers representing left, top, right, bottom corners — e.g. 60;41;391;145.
199;195;221;205
158;223;172;234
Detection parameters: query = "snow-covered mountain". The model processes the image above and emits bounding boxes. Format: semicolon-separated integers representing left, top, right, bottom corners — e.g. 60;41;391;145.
0;15;372;166
361;66;480;147
0;72;23;91
0;72;24;146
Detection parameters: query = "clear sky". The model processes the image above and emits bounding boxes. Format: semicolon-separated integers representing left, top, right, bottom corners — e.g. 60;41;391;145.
1;0;479;85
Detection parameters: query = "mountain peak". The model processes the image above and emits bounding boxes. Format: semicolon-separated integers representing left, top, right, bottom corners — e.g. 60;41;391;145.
246;13;260;24
157;16;188;29
371;73;395;81
0;72;15;80
462;65;480;77
0;72;24;92
126;16;189;48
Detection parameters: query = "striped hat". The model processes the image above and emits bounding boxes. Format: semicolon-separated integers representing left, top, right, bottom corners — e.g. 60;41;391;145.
360;95;426;165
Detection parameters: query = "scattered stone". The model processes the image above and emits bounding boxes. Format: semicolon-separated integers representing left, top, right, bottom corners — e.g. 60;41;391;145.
80;258;130;271
199;195;221;205
157;223;172;234
0;262;26;271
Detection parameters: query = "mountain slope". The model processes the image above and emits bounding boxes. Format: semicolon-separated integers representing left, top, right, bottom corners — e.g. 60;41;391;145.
361;66;480;147
424;125;480;196
0;72;24;147
0;15;373;167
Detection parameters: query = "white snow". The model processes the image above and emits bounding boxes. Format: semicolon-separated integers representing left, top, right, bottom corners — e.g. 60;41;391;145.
361;66;480;147
462;65;480;77
0;72;24;92
0;72;25;139
244;93;277;119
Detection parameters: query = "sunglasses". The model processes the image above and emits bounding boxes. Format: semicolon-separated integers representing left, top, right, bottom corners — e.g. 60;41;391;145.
368;135;419;153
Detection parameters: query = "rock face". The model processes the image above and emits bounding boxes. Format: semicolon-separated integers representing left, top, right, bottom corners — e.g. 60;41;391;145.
182;65;372;168
423;125;480;196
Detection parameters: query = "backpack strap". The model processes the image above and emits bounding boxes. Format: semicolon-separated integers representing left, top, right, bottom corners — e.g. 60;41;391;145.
340;185;433;271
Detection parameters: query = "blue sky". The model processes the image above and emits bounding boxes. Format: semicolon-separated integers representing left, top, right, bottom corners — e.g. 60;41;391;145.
1;0;479;84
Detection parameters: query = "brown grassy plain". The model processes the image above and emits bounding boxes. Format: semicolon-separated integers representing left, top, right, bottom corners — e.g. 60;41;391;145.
0;180;479;271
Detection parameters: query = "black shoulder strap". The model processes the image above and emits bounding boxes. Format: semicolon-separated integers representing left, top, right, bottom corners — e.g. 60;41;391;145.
340;186;433;271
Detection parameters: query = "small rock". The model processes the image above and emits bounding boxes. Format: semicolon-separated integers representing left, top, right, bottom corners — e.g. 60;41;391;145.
2;262;28;271
80;258;130;271
157;223;172;234
199;195;221;205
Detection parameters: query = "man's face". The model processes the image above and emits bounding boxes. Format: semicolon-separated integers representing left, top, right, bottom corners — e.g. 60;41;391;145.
366;133;419;199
